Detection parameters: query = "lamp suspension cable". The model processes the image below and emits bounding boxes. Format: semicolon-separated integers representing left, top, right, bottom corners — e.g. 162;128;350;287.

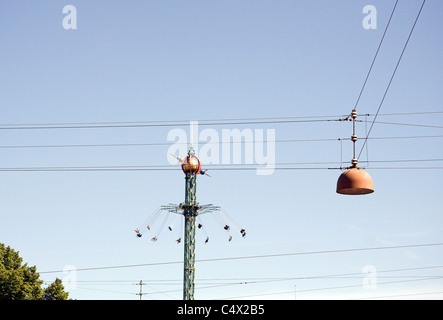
357;0;426;161
351;109;358;167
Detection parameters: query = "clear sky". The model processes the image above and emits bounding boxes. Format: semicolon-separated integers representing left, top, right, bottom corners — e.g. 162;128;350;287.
1;0;442;300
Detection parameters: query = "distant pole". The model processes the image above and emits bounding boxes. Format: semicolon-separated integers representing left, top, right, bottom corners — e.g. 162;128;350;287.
294;285;296;300
136;280;145;300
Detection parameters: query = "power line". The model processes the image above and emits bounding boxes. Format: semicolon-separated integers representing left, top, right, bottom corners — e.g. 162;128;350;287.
218;277;443;300
0;118;345;130
39;265;443;284
363;167;443;170
215;265;443;299
0;114;344;128
358;290;443;300
354;0;399;110
0;110;439;131
367;135;443;140
368;120;443;130
1;134;442;150
0;159;442;172
37;264;443;299
38;242;443;274
358;0;427;160
366;111;443;117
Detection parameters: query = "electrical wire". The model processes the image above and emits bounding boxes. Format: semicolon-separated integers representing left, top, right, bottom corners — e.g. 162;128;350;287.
0;114;344;128
0;110;439;131
219;283;443;300
39;264;443;299
0;134;442;150
357;0;427;160
0;158;442;172
0;118;345;130
38;241;443;274
367;120;443;130
353;0;399;111
366;111;443;117
358;290;443;300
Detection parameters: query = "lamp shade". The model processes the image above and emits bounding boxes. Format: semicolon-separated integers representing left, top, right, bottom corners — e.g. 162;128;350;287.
336;167;374;195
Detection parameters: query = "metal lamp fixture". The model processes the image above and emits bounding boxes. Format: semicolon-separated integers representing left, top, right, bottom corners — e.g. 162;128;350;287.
336;109;374;195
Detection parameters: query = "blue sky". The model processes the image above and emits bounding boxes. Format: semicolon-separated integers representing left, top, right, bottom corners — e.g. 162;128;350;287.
1;0;442;300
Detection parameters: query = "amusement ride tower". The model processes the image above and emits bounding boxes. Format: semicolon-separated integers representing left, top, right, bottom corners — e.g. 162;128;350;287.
135;145;245;300
180;146;204;300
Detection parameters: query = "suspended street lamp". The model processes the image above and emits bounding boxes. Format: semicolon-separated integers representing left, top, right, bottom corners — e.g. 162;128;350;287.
336;109;374;195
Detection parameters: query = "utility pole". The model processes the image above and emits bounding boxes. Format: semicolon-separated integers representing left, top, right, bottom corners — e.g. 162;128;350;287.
135;280;146;300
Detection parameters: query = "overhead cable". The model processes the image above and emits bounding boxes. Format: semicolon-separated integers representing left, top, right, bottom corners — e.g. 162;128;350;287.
357;0;427;160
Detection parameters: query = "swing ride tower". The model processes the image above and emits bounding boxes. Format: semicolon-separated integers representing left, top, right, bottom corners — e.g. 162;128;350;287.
135;145;246;300
181;147;200;300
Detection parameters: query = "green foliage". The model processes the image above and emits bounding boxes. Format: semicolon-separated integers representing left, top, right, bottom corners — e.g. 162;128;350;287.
0;243;70;300
42;278;69;300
